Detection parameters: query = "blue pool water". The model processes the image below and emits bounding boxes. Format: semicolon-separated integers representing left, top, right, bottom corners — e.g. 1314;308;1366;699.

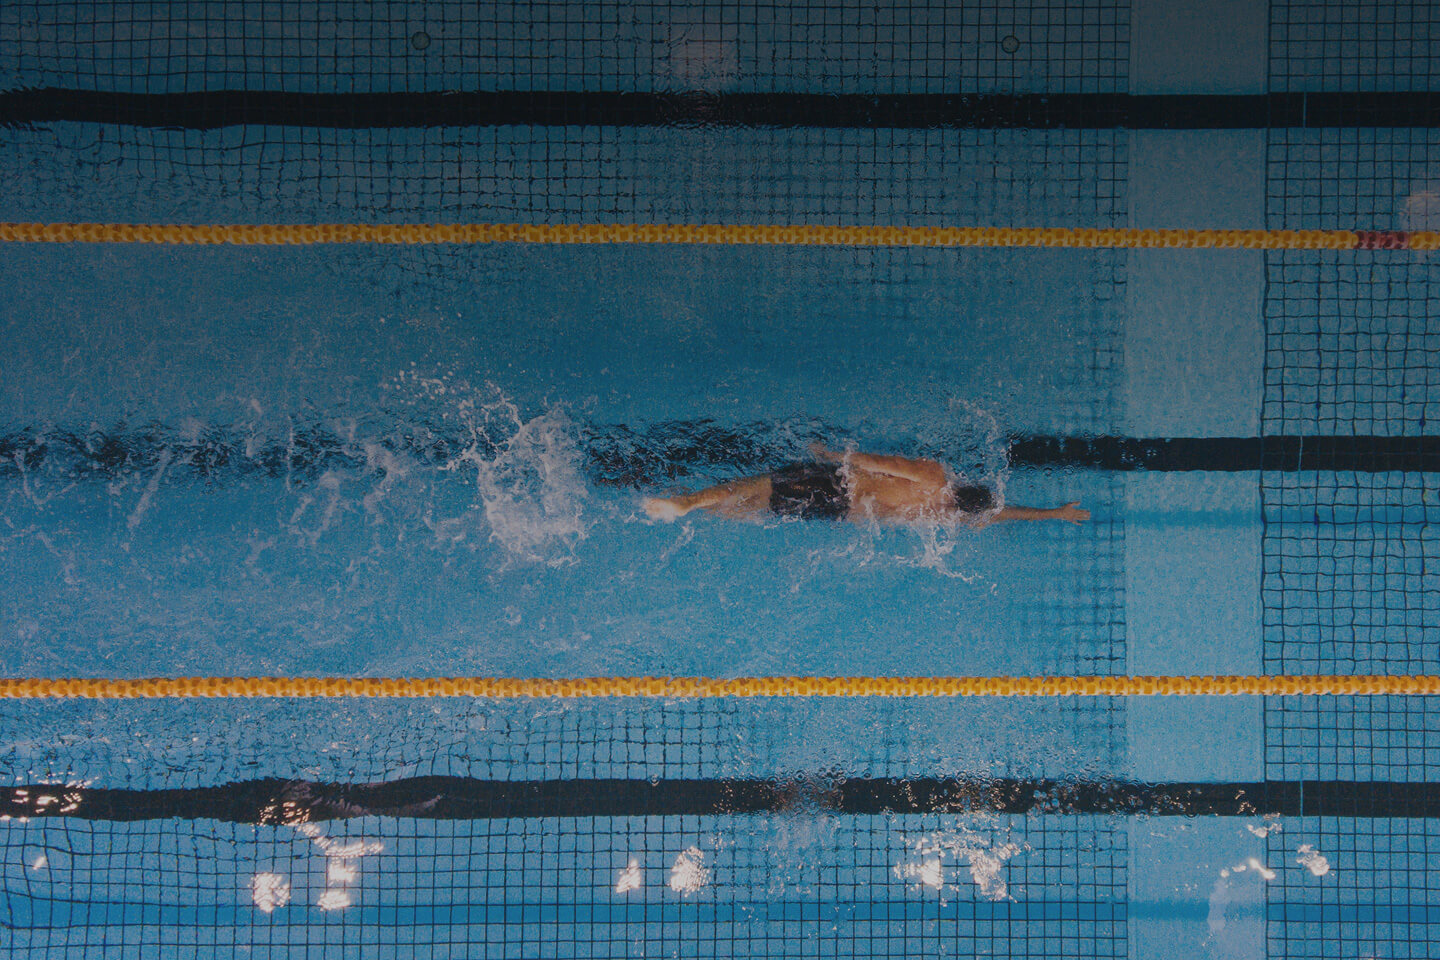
2;0;1439;957
0;241;1123;680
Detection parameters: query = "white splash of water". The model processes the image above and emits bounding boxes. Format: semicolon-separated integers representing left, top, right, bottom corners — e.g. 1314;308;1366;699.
442;388;590;567
251;873;291;913
615;859;642;893
896;823;1026;900
316;889;351;911
1246;856;1277;881
895;858;946;890
668;846;709;895
958;840;1023;899
288;822;383;912
830;513;995;587
328;862;358;884
1246;816;1282;838
1296;844;1331;877
312;836;384;860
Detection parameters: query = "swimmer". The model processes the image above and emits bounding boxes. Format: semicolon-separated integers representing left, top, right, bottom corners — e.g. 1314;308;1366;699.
642;443;1089;525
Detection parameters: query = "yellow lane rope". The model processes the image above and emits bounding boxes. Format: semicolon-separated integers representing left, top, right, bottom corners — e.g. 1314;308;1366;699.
0;675;1436;699
1;222;1436;250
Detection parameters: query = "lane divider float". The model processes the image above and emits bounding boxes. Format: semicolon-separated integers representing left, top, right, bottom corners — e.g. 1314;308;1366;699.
1;674;1436;699
0;222;1434;250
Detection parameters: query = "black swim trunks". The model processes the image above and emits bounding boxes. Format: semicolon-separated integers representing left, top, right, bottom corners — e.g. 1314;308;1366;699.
769;462;848;520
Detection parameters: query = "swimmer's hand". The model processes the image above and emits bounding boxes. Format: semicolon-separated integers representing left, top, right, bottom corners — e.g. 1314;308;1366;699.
642;497;684;522
1057;502;1090;524
808;441;840;461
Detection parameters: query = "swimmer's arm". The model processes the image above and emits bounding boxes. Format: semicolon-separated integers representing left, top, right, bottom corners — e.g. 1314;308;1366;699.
809;444;947;484
974;502;1090;526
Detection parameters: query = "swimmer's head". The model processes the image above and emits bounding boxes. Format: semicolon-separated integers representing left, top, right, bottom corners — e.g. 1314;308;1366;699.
948;481;995;516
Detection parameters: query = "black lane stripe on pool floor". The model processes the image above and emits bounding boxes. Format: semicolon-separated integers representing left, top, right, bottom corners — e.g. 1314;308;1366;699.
4;431;1433;486
586;434;1440;484
3;89;1437;131
4;777;1437;823
1006;435;1440;473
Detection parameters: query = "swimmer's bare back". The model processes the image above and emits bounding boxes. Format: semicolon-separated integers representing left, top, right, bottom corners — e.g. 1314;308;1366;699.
642;443;1089;526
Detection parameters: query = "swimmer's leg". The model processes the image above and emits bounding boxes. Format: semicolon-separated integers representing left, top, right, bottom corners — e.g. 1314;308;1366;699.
643;476;773;521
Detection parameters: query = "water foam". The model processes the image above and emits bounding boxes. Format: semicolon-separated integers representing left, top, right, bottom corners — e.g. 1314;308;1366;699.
436;385;590;567
668;846;709;894
1295;844;1331;877
895;819;1027;901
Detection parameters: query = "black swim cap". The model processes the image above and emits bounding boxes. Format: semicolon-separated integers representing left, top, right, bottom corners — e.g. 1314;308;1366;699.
949;482;995;514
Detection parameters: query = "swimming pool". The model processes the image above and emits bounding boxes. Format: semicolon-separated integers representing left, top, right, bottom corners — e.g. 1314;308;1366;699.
1;0;1437;956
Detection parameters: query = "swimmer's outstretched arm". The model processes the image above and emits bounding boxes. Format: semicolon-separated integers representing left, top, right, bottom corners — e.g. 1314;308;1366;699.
808;443;946;483
978;502;1090;525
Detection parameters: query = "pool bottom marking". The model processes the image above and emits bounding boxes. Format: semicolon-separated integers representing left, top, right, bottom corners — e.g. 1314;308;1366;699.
2;425;1433;492
2;88;1437;131
2;776;1434;823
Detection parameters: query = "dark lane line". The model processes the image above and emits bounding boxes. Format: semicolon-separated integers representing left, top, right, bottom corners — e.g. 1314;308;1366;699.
3;776;1436;823
3;89;1437;131
3;428;1435;487
1007;435;1440;472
